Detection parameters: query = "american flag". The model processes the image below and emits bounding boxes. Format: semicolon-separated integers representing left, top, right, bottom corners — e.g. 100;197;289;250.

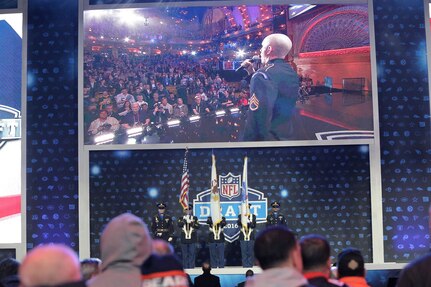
179;150;189;210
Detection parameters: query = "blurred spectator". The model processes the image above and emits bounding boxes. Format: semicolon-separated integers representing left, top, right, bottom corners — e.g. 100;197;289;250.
152;239;174;256
80;258;102;282
237;269;254;287
246;226;311;287
88;213;152;287
0;258;19;287
336;248;370;287
19;244;85;287
194;262;220;287
300;234;347;287
141;253;190;287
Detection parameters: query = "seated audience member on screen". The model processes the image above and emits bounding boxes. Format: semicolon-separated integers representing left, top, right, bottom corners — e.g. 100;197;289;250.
121;102;150;129
88;109;119;136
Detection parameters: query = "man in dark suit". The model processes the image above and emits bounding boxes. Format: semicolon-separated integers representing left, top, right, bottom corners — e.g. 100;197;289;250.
194;262;221;287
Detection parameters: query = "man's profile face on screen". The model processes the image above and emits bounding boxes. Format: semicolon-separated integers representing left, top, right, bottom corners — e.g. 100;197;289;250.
260;38;271;65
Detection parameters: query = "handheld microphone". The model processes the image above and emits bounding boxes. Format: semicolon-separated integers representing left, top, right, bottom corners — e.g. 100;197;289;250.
235;55;260;72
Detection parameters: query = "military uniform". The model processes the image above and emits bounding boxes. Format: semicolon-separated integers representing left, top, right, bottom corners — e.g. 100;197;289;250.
266;201;287;227
242;58;299;141
237;213;257;267
177;205;200;268
206;216;227;268
151;203;174;242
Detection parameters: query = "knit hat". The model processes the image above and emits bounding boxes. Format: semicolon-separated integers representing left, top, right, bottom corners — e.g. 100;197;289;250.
141;254;189;287
337;248;365;278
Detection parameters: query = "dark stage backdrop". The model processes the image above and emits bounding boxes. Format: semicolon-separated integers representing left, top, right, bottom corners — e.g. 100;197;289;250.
89;145;372;265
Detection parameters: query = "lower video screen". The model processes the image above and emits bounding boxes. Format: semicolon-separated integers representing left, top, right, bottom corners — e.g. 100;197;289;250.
89;145;372;265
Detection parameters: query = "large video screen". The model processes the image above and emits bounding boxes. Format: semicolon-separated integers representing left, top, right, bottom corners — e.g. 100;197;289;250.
83;3;373;145
0;13;22;244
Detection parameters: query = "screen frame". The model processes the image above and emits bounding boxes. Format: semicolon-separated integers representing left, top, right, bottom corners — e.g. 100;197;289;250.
0;0;26;260
78;0;392;268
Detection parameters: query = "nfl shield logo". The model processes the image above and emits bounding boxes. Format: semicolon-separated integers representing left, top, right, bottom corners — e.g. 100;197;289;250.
219;173;241;200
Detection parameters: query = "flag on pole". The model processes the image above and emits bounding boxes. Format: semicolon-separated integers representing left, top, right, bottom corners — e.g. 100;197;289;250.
210;154;222;224
179;150;189;210
241;156;249;228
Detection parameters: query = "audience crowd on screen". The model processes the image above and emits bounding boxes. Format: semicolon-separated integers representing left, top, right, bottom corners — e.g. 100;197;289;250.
84;50;252;139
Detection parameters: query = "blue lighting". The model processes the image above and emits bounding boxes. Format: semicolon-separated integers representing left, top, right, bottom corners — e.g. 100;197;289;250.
280;189;289;198
91;165;101;175
113;150;132;159
359;145;369;154
148;187;159;199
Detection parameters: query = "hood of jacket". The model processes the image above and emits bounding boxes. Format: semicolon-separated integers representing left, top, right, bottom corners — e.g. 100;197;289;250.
100;213;152;271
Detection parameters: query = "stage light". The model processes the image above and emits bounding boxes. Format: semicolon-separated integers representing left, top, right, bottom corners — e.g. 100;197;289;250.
124;37;130;42
167;119;181;127
94;133;115;145
117;9;143;27
191;51;197;56
237;49;246;58
189;115;200;123
215;110;226;117
230;107;240;114
127;126;143;137
85;10;109;20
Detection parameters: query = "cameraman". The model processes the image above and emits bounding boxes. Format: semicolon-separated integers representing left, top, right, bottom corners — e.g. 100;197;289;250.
152;97;173;123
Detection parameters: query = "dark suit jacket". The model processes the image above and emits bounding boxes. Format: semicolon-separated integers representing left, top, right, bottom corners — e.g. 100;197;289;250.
194;273;221;287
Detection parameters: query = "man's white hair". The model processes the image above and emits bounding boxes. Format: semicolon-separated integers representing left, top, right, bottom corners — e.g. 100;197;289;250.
264;33;293;58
